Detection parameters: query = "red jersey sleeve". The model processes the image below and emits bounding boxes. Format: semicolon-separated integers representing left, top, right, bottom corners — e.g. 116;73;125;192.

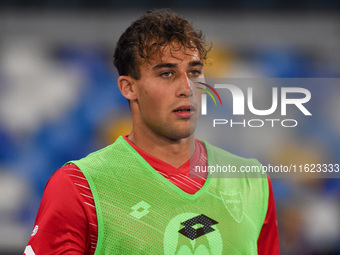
257;176;280;255
24;164;96;255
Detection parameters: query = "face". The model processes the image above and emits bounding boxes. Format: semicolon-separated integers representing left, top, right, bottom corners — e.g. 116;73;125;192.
128;43;205;141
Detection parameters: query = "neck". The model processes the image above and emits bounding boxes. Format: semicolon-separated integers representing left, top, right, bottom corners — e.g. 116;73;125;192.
127;130;195;168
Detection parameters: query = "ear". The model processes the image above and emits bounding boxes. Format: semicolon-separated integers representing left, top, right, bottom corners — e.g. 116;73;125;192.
117;76;137;101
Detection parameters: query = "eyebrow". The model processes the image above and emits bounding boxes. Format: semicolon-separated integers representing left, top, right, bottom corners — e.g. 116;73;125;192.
189;61;204;67
152;63;177;70
152;60;204;70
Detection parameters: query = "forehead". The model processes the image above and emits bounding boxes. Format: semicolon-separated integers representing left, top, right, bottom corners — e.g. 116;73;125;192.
141;42;201;68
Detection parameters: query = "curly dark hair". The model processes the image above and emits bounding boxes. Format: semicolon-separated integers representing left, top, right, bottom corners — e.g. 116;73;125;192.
113;9;210;80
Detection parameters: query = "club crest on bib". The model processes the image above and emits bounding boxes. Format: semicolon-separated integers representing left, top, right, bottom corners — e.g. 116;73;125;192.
219;190;244;223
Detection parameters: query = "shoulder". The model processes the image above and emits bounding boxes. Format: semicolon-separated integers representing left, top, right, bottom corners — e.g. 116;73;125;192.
40;164;86;216
44;165;80;196
71;136;130;168
26;164;93;254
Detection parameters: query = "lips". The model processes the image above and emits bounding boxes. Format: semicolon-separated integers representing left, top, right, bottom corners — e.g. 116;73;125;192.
173;105;196;118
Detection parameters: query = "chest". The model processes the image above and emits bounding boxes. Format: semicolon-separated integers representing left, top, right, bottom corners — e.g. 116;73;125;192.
95;176;261;255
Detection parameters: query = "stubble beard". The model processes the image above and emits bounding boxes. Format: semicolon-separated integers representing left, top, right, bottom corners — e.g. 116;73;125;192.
158;116;198;141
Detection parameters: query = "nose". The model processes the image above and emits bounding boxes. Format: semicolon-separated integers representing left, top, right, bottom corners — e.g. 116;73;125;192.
177;73;193;97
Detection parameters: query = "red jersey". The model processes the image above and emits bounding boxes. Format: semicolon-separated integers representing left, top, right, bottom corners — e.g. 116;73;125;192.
24;137;279;254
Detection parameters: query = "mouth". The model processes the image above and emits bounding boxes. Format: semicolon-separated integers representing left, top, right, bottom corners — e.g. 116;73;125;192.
173;105;196;118
173;105;196;112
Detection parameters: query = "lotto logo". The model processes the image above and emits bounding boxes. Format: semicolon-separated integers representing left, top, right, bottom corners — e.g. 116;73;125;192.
130;201;151;219
178;214;219;240
31;225;39;236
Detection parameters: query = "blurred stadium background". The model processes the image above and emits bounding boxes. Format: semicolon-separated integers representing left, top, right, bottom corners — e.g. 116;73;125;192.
0;1;339;254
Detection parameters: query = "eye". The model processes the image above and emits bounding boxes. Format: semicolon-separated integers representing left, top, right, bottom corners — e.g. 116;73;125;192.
161;72;173;78
190;70;202;76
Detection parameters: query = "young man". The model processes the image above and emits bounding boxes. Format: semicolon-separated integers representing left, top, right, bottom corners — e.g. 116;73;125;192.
24;9;279;254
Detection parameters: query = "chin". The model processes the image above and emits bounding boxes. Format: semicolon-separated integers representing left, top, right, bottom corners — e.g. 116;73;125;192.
154;122;196;140
168;128;196;140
